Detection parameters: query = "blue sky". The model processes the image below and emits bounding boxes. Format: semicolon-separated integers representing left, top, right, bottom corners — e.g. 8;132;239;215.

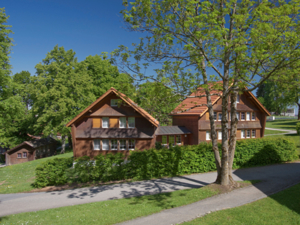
3;0;143;76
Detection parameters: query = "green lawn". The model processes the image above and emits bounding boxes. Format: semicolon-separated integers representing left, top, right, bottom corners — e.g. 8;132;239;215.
183;182;300;225
0;152;73;194
264;129;287;135
266;119;298;130
0;181;256;225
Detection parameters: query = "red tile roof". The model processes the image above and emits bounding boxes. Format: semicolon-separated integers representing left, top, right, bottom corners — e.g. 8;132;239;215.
66;88;159;127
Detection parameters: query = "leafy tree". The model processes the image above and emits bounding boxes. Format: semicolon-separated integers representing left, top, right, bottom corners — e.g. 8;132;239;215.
114;0;300;186
31;45;95;153
136;81;182;125
0;8;26;147
13;71;32;110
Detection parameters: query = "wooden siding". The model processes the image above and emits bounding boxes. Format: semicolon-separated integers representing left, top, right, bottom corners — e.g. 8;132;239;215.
92;118;101;128
110;118;119;128
172;115;199;145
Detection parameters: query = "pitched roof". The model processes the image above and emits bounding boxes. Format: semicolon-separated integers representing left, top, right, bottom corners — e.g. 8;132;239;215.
66;87;159;127
171;82;270;116
6;137;58;154
155;126;191;135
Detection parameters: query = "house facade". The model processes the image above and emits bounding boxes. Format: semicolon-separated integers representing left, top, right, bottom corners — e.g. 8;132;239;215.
5;137;58;165
67;87;269;157
169;87;270;145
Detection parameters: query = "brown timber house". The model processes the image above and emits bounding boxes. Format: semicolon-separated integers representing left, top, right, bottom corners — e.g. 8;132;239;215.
67;87;270;158
5;137;58;165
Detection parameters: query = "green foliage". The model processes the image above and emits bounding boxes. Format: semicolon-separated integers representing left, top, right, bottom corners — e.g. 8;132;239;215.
33;158;73;188
35;138;297;187
296;122;300;135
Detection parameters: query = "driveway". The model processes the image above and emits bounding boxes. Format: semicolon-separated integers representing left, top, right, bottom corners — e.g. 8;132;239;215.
265;127;297;136
1;162;300;218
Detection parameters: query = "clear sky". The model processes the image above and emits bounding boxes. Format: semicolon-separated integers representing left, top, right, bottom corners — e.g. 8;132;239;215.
3;0;144;76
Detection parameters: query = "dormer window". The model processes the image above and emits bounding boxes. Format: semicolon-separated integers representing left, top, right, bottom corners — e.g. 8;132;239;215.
111;99;119;107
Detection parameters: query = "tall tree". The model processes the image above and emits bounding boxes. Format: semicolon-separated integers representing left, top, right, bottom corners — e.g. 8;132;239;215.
0;8;26;147
13;71;32;110
31;45;95;153
113;0;300;186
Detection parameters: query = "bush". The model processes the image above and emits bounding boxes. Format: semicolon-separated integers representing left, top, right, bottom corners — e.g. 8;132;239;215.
33;157;73;188
296;122;300;135
34;137;297;187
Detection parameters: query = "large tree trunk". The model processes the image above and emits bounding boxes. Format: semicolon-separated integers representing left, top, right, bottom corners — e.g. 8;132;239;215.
60;135;66;154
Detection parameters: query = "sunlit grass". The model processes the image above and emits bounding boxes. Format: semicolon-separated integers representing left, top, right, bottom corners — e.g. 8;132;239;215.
266;119;298;130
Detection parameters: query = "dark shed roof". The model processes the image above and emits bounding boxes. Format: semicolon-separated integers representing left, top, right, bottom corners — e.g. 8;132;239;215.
155;126;191;135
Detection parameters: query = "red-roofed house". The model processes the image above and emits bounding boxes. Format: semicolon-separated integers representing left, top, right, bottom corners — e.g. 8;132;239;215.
169;86;270;145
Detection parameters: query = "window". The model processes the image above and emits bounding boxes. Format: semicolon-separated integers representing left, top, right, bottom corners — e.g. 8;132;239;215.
17;153;21;158
218;131;222;140
218;113;222;121
102;117;109;128
252;130;256;138
252;112;256;120
237;95;240;103
128;117;135;128
111;140;118;150
176;135;181;145
128;139;135;150
23;152;27;158
241;112;245;121
162;136;167;145
214;112;217;121
111;99;119;107
93;139;100;150
102;139;109;150
119;117;126;128
120;140;126;150
246;130;251;138
169;136;175;146
236;112;239;121
206;131;211;140
246;112;250;121
241;130;245;138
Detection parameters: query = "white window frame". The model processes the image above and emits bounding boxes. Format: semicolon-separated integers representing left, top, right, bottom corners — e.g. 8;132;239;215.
119;117;126;128
241;112;245;121
237;95;240;103
17;153;22;158
218;113;222;121
111;140;118;150
102;117;109;128
241;130;245;139
214;112;217;121
128;117;135;128
23;152;27;158
206;131;211;140
246;112;250;121
111;99;118;107
176;135;181;145
93;139;100;150
246;130;251;138
252;130;256;138
128;139;135;150
102;139;109;150
218;131;222;140
252;112;256;121
236;112;239;121
120;139;126;150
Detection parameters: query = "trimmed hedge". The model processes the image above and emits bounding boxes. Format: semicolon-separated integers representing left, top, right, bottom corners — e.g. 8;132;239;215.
34;137;297;188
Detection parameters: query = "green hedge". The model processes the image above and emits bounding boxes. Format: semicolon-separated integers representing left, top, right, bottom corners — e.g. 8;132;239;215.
34;137;297;188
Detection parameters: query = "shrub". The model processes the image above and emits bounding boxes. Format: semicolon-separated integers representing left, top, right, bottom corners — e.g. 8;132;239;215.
296;122;300;135
33;157;73;188
34;137;297;187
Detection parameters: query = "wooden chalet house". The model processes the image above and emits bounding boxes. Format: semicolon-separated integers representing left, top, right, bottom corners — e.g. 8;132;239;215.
67;86;269;157
169;84;271;145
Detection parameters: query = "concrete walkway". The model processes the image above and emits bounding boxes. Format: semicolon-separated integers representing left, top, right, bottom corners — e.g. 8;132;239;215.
1;162;300;222
264;127;297;136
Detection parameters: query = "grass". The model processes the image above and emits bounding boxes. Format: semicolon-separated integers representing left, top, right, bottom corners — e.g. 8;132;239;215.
183;182;300;225
0;152;73;194
266;119;298;130
264;129;287;135
0;181;256;225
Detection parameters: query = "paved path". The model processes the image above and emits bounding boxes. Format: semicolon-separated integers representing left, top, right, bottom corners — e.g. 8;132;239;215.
1;162;300;221
265;127;297;136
